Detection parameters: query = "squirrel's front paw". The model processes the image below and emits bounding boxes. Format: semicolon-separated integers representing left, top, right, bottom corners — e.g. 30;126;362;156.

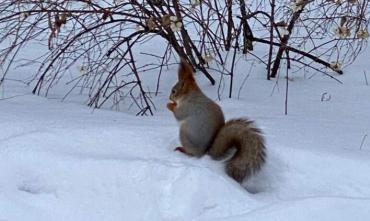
174;147;193;156
167;102;177;112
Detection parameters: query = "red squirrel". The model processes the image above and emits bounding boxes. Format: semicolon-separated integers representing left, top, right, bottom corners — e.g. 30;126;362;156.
167;59;266;183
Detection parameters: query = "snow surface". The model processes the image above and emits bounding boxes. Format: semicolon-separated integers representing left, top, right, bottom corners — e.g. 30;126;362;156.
1;45;370;220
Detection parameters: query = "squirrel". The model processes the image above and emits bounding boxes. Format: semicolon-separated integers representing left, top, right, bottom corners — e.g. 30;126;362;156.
167;59;266;183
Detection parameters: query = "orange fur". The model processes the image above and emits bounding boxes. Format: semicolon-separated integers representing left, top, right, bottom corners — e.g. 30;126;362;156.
178;59;200;94
167;102;177;112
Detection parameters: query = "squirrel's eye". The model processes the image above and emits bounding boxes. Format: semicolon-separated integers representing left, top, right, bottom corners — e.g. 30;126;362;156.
171;89;176;94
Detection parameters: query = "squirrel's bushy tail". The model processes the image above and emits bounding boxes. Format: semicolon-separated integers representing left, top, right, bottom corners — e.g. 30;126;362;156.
208;118;266;183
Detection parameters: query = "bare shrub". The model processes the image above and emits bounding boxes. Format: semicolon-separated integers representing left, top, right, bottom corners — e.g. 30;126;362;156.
0;0;368;114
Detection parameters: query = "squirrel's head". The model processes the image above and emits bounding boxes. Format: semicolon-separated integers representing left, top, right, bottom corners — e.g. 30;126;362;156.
169;59;199;102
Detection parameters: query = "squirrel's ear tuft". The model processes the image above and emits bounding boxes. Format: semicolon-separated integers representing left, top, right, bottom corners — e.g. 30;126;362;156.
178;58;194;82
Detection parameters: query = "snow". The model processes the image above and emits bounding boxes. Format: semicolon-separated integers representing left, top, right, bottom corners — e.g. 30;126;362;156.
1;44;370;220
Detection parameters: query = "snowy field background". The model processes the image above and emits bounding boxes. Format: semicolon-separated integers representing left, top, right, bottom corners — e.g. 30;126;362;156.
1;39;370;220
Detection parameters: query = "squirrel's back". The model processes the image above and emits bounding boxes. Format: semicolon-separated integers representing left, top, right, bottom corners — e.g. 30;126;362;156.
208;118;266;183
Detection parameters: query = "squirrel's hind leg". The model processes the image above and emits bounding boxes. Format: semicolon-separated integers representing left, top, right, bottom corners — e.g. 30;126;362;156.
179;128;207;157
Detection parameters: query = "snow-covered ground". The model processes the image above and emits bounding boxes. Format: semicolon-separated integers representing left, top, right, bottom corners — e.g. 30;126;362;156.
1;45;370;220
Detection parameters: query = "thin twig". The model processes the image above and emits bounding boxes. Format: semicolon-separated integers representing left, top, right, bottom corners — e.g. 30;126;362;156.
364;71;369;86
360;134;368;150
